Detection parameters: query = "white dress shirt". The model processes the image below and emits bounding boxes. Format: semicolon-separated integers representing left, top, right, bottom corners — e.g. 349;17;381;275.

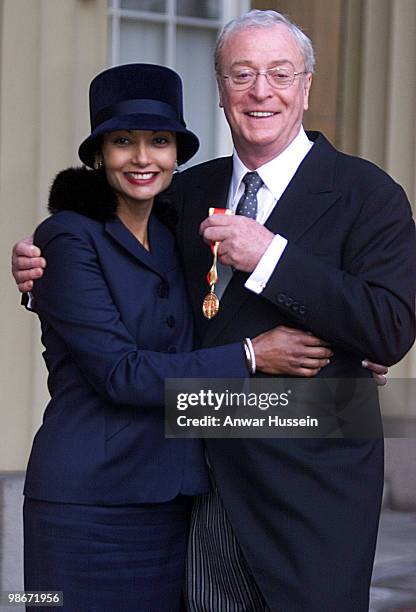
224;126;313;296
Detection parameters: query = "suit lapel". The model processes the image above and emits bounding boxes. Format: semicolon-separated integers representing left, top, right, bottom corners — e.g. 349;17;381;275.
264;132;341;241
105;215;173;278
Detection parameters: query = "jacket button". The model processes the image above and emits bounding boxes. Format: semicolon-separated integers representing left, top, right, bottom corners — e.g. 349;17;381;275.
157;282;169;298
278;293;286;303
299;306;306;315
292;302;299;312
285;297;293;307
166;315;176;328
167;346;177;353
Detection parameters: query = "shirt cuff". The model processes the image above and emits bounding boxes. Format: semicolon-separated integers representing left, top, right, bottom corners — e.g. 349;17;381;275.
21;291;35;311
244;234;288;294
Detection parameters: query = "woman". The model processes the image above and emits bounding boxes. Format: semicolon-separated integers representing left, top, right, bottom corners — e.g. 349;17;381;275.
23;63;333;611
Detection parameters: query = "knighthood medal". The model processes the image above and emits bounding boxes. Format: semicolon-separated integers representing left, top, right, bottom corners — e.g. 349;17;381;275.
202;207;233;319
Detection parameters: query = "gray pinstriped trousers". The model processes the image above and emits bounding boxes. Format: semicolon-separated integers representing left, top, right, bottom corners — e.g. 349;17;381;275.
185;477;269;612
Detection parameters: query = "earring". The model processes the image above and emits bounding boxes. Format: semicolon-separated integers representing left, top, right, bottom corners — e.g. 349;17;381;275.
94;158;103;170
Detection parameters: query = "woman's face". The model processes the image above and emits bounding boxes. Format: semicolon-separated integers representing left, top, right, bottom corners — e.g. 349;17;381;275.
101;130;177;208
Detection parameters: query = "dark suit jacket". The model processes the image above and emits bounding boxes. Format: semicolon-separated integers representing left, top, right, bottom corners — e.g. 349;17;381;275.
172;132;416;610
25;170;248;506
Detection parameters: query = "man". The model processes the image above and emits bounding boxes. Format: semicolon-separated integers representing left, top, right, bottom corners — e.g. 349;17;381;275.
12;10;413;612
168;10;415;611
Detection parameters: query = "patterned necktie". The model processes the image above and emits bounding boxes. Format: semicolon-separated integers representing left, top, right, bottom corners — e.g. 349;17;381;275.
235;171;263;219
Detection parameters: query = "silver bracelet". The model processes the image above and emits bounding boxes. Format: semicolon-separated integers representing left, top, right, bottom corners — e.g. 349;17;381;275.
243;337;256;375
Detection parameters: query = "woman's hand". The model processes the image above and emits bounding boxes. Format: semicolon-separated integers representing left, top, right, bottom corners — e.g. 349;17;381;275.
252;326;332;377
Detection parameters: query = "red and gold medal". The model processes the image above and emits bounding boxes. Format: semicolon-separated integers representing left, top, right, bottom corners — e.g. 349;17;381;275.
202;287;220;319
202;207;232;319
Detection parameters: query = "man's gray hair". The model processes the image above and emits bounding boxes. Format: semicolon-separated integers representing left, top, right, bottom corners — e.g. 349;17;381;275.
214;9;315;75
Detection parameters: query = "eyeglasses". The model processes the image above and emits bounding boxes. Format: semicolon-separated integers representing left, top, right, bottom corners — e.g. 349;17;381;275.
222;65;308;91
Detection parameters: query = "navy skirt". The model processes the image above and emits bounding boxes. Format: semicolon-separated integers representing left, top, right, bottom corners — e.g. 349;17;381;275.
24;496;192;611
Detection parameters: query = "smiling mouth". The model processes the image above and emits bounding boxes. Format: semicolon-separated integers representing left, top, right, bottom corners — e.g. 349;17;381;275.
125;172;157;180
246;111;277;118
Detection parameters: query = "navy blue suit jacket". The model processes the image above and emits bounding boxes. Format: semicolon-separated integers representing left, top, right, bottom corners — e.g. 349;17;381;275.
25;205;247;505
172;132;416;610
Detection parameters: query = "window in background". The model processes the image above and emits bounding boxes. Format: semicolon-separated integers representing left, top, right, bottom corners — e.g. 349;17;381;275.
108;0;250;166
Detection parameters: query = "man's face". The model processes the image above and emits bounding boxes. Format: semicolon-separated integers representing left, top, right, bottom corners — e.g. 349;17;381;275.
217;24;312;167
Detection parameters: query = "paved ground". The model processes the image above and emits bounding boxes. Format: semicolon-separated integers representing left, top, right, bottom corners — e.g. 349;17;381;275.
370;510;416;611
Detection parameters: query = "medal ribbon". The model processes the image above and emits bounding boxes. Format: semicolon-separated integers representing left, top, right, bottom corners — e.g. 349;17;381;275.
202;207;232;319
206;208;232;286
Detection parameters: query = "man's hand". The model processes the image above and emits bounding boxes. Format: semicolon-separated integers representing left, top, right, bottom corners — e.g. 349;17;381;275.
11;235;45;292
199;215;274;272
362;360;388;386
252;326;332;377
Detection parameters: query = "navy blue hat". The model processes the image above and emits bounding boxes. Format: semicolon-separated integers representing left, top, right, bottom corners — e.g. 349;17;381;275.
78;63;199;167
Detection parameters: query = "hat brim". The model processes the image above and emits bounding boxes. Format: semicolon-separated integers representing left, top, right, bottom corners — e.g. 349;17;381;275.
78;113;199;167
